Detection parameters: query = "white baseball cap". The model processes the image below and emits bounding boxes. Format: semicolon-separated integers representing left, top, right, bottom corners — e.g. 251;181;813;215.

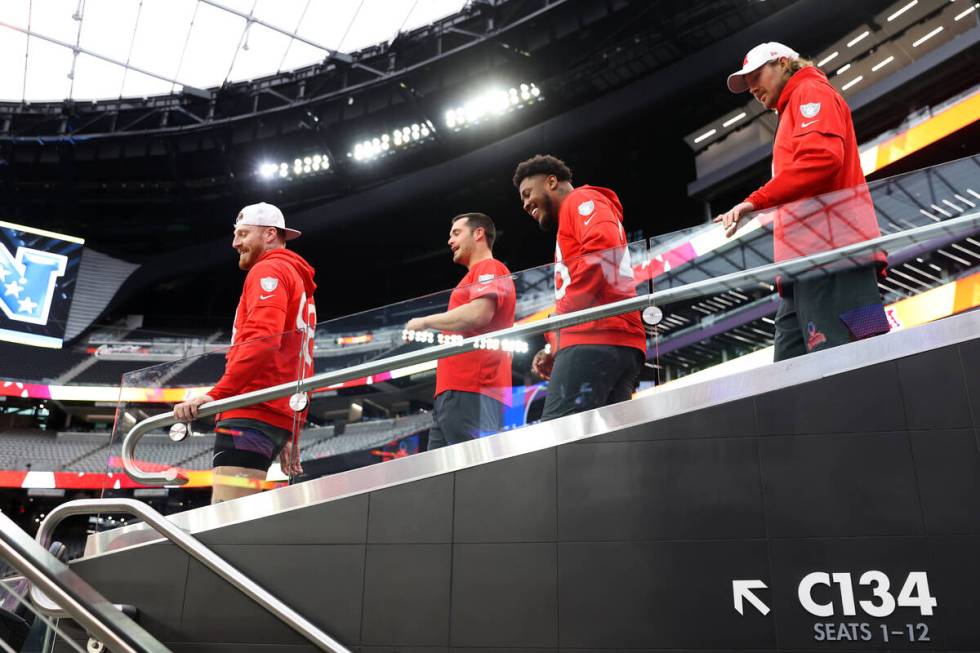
235;202;301;240
727;42;799;93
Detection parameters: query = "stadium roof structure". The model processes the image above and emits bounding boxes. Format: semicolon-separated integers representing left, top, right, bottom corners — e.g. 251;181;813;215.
0;0;467;103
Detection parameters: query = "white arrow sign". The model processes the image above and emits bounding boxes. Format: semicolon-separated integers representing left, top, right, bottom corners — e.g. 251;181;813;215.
733;579;770;615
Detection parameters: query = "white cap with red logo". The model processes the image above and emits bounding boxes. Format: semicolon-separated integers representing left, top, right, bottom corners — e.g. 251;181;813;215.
726;42;799;93
235;202;302;240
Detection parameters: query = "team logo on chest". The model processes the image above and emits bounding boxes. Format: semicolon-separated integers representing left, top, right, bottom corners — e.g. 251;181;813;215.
577;200;595;216
260;276;279;292
800;102;821;119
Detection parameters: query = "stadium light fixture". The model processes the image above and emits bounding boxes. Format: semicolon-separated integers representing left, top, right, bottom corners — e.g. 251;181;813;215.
256;154;330;180
350;121;435;162
693;129;717;144
817;51;839;67
955;4;978;21
912;25;943;47
258;162;279;178
847;30;871;47
444;82;543;131
841;75;864;91
887;1;918;22
871;56;895;72
722;112;747;128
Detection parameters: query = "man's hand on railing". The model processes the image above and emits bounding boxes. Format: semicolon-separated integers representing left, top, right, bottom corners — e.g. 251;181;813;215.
714;201;756;238
174;394;214;421
531;347;554;380
405;317;428;332
279;440;303;478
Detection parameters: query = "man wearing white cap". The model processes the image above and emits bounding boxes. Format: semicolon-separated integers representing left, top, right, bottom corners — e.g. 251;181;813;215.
714;42;888;360
174;202;318;502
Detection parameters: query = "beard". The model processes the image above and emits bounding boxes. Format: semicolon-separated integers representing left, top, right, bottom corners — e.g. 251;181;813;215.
537;195;558;233
238;247;259;270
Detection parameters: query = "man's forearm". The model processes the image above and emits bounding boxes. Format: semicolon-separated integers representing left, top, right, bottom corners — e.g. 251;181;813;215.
421;298;494;332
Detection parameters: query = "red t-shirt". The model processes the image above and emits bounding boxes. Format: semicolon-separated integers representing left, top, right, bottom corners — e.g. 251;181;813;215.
553;186;647;354
434;258;516;405
745;67;883;266
208;249;317;432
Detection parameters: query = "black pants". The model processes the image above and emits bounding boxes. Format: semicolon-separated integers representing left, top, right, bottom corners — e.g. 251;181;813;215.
774;265;889;362
427;390;505;450
541;344;644;421
212;418;291;471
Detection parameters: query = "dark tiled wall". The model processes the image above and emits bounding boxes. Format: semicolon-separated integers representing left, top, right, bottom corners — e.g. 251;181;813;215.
68;340;980;652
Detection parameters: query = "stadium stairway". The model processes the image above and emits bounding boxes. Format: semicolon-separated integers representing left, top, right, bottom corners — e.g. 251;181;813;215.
55;308;980;652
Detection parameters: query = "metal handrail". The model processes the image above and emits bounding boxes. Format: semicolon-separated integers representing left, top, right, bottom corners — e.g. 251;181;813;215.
122;211;980;485
33;498;351;653
0;509;170;653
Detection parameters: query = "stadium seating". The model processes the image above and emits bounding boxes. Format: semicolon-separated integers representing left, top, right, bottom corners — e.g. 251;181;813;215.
71;360;156;386
0;414;435;473
163;355;228;387
0;343;88;382
0;431;109;472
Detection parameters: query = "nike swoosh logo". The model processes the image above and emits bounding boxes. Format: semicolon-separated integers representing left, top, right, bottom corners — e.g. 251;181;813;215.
259;294;274;300
583;216;594;226
801;120;820;127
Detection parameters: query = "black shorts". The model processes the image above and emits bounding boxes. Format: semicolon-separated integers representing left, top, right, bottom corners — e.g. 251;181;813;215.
427;390;504;450
774;265;889;362
541;344;644;422
212;418;292;472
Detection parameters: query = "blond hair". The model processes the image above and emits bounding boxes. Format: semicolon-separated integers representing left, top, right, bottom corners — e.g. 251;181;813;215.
787;56;815;74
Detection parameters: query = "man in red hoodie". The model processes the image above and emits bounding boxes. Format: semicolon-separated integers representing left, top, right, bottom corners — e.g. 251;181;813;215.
174;202;317;503
715;42;888;361
514;155;647;421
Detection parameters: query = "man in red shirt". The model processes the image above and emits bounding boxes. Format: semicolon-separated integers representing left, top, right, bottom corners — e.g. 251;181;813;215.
715;42;888;360
405;213;516;449
514;155;647;420
174;202;317;503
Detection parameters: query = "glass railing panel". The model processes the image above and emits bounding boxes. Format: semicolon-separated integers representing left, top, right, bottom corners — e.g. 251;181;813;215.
108;328;304;509
110;238;651;490
645;156;979;386
112;159;979;486
304;239;650;456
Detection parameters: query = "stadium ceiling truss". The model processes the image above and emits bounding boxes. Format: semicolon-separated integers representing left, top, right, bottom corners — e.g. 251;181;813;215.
0;0;575;142
0;0;800;146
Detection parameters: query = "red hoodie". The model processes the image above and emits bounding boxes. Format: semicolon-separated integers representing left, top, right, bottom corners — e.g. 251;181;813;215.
745;66;884;268
552;185;647;354
209;248;317;432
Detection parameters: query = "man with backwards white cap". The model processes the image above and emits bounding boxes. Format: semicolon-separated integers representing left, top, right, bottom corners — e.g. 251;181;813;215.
174;202;317;503
714;42;888;361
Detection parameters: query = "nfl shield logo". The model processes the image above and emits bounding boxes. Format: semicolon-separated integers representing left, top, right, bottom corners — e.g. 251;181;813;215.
260;277;279;292
578;200;595;216
800;102;821;119
478;273;494;283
